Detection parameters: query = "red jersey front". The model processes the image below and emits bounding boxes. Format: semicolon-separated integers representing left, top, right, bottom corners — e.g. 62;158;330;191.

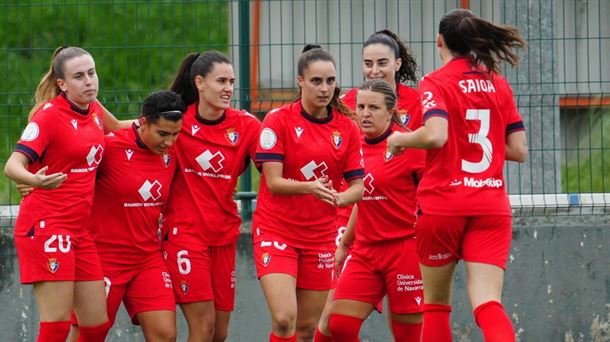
417;57;525;216
356;124;425;243
341;83;423;130
163;105;261;246
14;94;105;236
88;126;176;268
254;100;365;248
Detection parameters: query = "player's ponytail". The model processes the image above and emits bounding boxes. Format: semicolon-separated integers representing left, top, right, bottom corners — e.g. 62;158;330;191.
169;51;232;107
439;9;526;74
29;46;91;119
297;45;353;118
364;29;418;84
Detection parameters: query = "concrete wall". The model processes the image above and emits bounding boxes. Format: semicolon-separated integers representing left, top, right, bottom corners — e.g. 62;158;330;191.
1;217;609;341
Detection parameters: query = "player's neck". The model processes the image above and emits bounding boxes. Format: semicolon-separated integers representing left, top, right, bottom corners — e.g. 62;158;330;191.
197;102;224;121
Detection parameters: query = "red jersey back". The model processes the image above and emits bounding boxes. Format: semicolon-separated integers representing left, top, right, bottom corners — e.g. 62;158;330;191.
356;124;425;243
417;57;525;216
88;126;176;267
341;83;423;130
163;105;261;246
254;100;364;248
14;94;105;236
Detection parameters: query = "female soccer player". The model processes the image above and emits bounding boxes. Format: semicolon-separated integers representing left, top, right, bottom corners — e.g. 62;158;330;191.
316;29;422;341
162;51;262;342
387;9;528;342
70;90;185;342
4;46;110;342
254;45;364;342
328;79;425;342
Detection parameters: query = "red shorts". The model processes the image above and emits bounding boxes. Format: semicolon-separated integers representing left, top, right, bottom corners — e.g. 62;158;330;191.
253;228;334;291
416;214;512;269
163;241;236;311
15;231;103;284
334;238;422;314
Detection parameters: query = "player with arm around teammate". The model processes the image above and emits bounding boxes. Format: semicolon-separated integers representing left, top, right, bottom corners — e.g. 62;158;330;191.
254;45;364;342
328;79;425;342
387;9;528;342
161;51;262;342
4;46;111;342
69;90;185;342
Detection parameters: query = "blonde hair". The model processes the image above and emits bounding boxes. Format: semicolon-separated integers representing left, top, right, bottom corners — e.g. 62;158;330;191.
28;46;92;119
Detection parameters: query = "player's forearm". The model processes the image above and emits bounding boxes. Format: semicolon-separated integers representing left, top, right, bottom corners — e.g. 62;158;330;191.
4;153;35;186
337;179;364;207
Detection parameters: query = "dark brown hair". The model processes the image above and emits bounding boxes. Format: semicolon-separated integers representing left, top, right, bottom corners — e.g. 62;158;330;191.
439;9;526;74
359;79;403;127
363;29;417;83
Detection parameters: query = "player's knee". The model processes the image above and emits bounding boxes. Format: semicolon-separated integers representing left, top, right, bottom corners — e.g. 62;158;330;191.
272;313;296;336
149;326;177;342
212;327;228;342
296;323;317;340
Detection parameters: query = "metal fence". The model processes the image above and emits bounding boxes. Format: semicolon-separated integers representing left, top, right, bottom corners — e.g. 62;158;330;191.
1;0;609;223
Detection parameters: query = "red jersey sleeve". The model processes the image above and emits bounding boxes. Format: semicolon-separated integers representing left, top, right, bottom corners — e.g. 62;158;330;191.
256;108;285;163
343;121;365;181
15;105;55;162
419;77;449;122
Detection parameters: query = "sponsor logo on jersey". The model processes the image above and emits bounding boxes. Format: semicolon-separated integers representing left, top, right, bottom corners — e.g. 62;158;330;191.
398;110;411;126
181;280;189;295
300;160;328;180
191;124;201;136
162;154;171;168
462;177;503;188
71;119;78;130
21;122;40;142
92;112;102;128
72;145;104;173
225;128;238;145
364;173;375;194
195;150;225;172
48;258;59;273
260;128;277;150
295;126;304;138
428;252;452;261
125;149;134;160
262;253;271;267
331;131;343;149
449;179;462;186
138;180;163;201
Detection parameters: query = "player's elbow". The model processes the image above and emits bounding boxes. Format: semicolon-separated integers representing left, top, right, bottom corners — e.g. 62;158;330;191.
508;145;528;163
426;130;447;149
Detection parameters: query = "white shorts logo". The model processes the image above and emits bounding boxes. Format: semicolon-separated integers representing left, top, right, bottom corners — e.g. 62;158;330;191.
260;128;277;150
21;123;39;142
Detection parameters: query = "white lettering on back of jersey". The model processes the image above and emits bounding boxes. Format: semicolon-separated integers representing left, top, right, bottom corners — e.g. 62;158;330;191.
459;79;496;94
295;126;304;138
191;125;201;135
463;177;503;188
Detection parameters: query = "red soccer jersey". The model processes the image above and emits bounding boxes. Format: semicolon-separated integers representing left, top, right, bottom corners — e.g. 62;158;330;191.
88;125;176;268
162;104;261;246
14;94;105;236
341;83;423;130
417;57;525;216
355;124;425;243
254;100;365;248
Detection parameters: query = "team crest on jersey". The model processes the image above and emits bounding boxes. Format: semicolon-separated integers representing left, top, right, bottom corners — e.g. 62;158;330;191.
48;258;59;273
398;110;411;126
331;131;343;149
162;154;171;168
225;128;239;145
385;147;394;161
262;253;271;267
181;280;189;295
92;112;102;128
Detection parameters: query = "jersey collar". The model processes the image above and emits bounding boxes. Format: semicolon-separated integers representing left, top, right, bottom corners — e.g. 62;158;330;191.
61;92;91;116
195;106;227;125
299;101;333;124
364;122;394;145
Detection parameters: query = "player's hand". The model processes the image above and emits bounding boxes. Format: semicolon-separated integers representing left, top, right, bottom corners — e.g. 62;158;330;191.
32;166;67;189
310;175;336;205
16;183;34;196
335;242;348;276
387;131;407;156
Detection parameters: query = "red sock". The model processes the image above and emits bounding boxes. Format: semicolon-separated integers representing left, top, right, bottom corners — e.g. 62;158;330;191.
422;303;452;342
76;321;111;342
315;326;334;342
269;332;297;341
37;321;71;342
474;301;515;342
328;314;363;342
391;320;422;342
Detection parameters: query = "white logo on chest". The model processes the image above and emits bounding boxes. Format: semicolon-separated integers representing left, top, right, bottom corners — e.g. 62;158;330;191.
125;149;134;160
295;127;304;138
71;119;78;130
196;150;225;172
139;180;162;201
191;125;201;135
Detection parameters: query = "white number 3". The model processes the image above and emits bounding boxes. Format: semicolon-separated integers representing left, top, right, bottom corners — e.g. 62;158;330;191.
462;109;493;173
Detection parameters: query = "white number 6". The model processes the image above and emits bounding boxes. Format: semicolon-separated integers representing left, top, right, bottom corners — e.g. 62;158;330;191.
177;250;191;275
